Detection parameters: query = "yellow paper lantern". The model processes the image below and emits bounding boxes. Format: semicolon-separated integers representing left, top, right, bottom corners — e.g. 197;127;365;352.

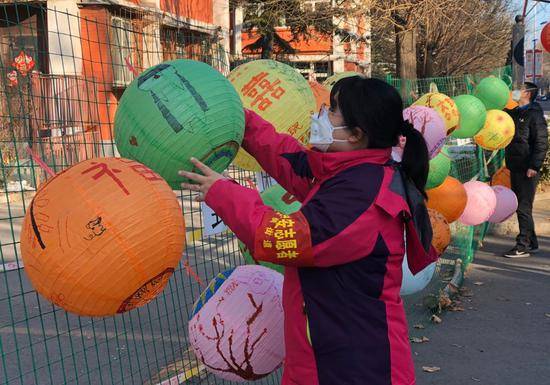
323;71;362;90
20;158;185;316
228;60;316;171
473;110;515;150
413;93;460;134
505;91;519;110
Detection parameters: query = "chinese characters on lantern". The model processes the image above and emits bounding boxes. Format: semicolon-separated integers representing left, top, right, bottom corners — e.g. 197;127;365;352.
241;72;286;111
80;160;164;196
436;99;459;122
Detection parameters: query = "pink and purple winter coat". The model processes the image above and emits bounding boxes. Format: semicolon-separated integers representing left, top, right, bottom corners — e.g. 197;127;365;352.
205;110;439;385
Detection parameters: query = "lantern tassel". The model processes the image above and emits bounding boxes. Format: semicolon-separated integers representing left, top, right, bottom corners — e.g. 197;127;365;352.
124;56;139;77
26;146;56;177
184;260;206;287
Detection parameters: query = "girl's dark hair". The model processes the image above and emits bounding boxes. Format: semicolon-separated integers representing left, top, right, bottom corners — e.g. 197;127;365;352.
331;76;429;198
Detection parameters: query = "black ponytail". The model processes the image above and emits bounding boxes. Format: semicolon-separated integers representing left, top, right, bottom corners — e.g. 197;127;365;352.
333;76;430;199
401;121;429;199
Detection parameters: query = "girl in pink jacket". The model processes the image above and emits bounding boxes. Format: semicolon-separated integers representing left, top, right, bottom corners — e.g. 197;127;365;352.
181;76;438;385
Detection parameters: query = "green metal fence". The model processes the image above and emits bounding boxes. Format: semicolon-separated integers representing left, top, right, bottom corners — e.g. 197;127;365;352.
0;3;507;385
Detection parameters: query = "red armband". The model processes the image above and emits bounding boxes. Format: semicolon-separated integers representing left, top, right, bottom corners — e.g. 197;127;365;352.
254;211;314;267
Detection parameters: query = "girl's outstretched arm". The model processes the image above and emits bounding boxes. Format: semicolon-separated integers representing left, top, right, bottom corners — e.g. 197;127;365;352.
242;109;313;202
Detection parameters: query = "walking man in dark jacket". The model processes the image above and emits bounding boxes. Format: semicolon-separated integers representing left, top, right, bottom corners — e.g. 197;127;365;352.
504;82;548;258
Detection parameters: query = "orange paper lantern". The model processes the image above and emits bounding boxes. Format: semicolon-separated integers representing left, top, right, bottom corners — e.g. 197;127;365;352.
491;166;511;189
426;176;467;223
20;158;186;316
504;92;518;110
309;81;330;110
428;209;451;255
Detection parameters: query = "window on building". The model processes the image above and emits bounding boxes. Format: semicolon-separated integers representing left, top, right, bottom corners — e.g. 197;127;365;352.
303;0;331;12
161;28;187;62
110;16;137;87
314;61;330;82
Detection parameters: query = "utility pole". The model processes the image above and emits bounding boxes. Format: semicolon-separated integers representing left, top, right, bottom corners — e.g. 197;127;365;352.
533;1;537;83
512;15;525;87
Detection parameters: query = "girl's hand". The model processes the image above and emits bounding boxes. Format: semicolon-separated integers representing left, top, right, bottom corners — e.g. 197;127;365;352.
179;158;226;202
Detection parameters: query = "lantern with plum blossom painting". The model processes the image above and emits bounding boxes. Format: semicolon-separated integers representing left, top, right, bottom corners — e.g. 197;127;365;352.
189;265;284;382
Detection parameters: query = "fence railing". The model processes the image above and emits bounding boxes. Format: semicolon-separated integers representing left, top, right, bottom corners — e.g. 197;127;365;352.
0;3;506;385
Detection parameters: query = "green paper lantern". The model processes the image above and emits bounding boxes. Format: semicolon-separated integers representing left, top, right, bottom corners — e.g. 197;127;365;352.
260;184;302;214
239;243;285;275
474;77;510;111
451;95;487;138
238;184;301;274
115;59;245;188
426;147;451;190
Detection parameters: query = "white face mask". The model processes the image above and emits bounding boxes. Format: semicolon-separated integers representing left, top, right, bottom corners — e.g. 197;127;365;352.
511;90;522;102
309;106;348;152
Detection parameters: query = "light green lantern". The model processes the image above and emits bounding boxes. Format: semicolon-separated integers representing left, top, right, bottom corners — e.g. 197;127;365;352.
115;59;245;188
239;184;301;274
323;71;362;90
474;77;510;111
426;147;451;190
451;95;487;139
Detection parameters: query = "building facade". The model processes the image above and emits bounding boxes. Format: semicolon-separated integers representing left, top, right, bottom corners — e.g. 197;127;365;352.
0;0;231;148
231;0;371;82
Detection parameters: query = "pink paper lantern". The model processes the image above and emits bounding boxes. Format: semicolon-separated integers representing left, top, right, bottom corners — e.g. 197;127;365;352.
459;181;497;226
403;106;446;159
188;265;284;382
488;185;518;223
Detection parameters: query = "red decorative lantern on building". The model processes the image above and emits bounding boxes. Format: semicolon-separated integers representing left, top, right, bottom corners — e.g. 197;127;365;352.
12;51;35;76
541;23;550;53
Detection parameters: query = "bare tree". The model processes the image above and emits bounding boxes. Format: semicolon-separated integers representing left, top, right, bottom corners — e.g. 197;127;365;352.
365;0;455;80
368;0;512;79
416;0;512;77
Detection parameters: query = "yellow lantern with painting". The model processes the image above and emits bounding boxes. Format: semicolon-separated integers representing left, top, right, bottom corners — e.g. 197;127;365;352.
228;60;316;171
473;110;515;150
413;92;460;134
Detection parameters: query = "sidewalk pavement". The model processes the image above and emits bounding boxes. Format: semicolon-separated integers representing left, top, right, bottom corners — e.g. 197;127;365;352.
410;192;550;385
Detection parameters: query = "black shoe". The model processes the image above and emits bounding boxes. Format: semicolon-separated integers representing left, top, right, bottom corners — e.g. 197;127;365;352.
529;246;539;254
503;248;530;258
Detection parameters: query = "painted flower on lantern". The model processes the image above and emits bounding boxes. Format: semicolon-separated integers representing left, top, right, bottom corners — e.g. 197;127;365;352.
188;266;284;382
7;70;18;87
12;51;35;76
